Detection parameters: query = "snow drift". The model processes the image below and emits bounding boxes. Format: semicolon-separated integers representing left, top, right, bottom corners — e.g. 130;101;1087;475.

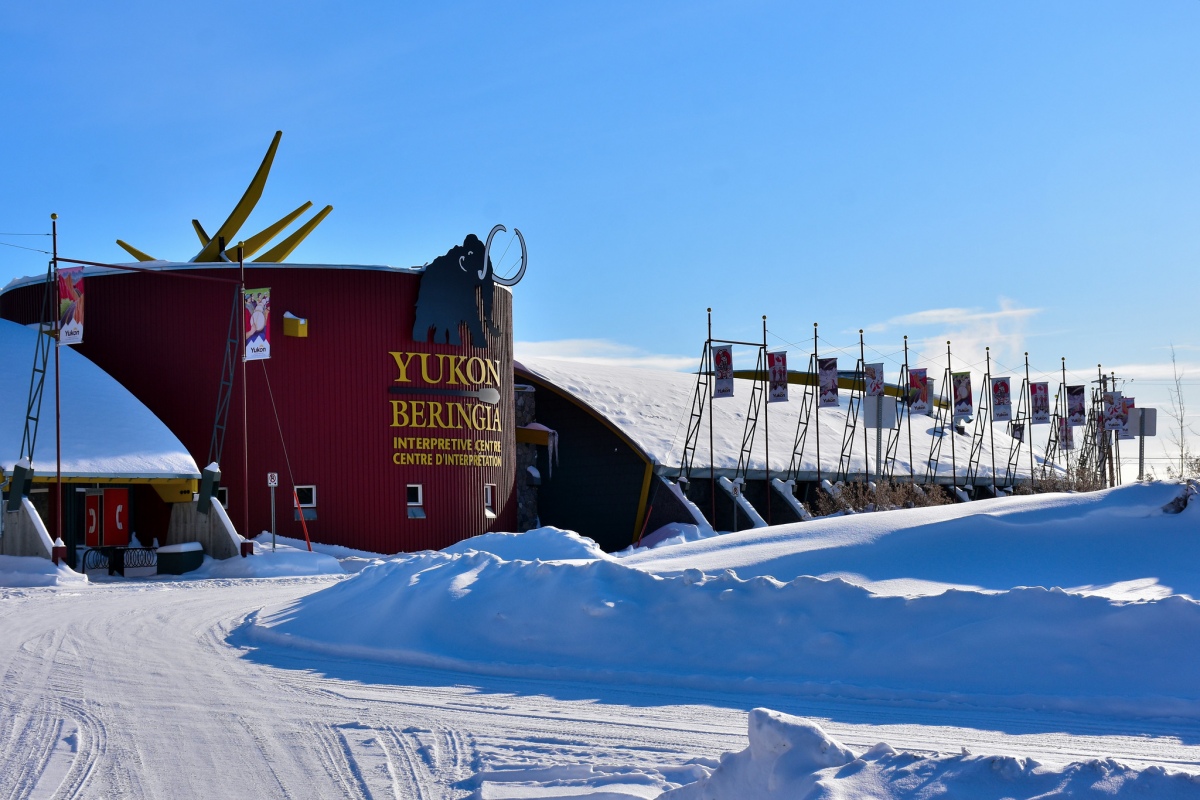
252;483;1200;718
662;709;1200;799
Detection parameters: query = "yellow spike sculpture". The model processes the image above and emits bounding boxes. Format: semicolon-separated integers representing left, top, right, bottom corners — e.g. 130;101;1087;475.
116;131;332;263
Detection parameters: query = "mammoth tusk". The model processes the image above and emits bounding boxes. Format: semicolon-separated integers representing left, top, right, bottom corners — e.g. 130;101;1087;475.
458;250;473;272
481;225;504;280
491;227;527;287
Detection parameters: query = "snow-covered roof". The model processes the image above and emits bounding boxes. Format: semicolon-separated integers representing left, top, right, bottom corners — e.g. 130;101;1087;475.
517;357;1051;483
0;318;200;480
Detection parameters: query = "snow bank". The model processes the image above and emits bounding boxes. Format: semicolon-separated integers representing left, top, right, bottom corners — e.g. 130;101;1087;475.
444;525;612;562
623;482;1200;599
196;540;343;579
662;709;1200;799
0;554;88;588
253;520;1200;717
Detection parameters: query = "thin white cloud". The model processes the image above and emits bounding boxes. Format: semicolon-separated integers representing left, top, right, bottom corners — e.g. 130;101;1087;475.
515;339;696;371
865;298;1041;377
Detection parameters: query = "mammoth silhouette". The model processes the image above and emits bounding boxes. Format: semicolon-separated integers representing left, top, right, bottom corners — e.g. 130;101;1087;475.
412;224;527;348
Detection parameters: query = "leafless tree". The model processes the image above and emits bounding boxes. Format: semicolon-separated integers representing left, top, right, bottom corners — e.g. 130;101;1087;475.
1164;344;1199;477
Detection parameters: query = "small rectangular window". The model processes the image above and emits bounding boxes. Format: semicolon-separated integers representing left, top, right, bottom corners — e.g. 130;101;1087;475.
407;484;425;519
483;483;497;518
294;485;317;507
216;487;229;509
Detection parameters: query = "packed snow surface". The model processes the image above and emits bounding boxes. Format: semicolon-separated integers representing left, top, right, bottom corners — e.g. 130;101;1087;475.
0;317;199;478
517;356;1044;481
255;482;1200;720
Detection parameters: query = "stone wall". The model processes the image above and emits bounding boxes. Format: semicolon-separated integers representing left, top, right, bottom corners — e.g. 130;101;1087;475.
165;501;243;560
0;498;54;559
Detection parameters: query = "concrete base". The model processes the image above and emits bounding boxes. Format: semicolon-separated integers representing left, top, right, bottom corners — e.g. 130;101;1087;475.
164;501;243;560
0;498;54;559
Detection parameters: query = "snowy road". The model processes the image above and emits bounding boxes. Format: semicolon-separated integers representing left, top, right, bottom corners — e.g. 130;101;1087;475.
4;578;1200;799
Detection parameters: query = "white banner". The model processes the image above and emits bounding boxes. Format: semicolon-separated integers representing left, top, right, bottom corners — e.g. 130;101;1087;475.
908;368;930;416
819;358;839;407
991;377;1013;422
1029;382;1050;424
1118;397;1136;440
865;363;884;397
712;345;733;399
767;351;788;403
1066;386;1087;426
1103;391;1124;431
244;287;271;361
952;372;972;419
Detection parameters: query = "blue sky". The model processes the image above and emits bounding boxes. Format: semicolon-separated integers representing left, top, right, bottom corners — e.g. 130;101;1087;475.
3;1;1198;471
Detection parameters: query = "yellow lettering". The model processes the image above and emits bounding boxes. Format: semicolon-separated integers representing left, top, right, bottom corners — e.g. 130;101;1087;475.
417;352;443;384
390;401;410;428
448;354;472;385
471;403;487;430
389;351;418;383
466;357;488;385
429;402;446;429
486;359;500;387
412;401;426;428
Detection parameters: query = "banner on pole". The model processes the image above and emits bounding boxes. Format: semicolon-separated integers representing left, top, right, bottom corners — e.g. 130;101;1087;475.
864;363;884;397
907;368;930;415
991;377;1013;422
244;287;272;361
712;345;733;398
1009;420;1025;443
1066;385;1086;426
58;267;84;346
1118;397;1136;440
1030;382;1050;424
952;372;973;419
767;351;788;403
1059;416;1074;450
1103;391;1124;431
818;358;839;407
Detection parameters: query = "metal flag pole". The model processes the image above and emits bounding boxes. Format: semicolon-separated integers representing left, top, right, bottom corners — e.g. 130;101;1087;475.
708;308;715;527
904;336;914;484
986;347;997;496
1025;352;1035;490
814;323;821;487
1061;357;1072;477
52;214;61;548
762;315;770;525
240;243;250;545
948;341;956;494
859;330;868;485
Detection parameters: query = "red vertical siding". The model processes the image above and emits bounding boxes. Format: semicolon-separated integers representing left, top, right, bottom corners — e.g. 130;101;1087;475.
1;265;517;554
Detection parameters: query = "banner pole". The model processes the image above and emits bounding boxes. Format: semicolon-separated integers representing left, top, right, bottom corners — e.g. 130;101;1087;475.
1025;353;1035;490
762;316;770;525
859;330;868;485
814;324;821;487
948;341;955;494
240;243;250;545
987;348;997;496
707;308;715;528
52;213;62;548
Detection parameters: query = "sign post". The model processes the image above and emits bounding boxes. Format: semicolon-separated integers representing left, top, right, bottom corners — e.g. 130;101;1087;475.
267;472;279;551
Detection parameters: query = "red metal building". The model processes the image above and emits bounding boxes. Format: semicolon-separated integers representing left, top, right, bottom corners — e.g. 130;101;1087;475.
0;261;517;554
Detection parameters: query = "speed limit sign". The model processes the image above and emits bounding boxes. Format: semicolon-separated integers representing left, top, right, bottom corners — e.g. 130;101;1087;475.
267;472;279;487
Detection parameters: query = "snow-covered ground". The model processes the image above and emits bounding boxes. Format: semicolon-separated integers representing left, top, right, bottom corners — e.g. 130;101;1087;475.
2;482;1199;798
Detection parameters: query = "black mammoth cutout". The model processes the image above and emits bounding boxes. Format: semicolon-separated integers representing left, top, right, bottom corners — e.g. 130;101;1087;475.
412;224;527;348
